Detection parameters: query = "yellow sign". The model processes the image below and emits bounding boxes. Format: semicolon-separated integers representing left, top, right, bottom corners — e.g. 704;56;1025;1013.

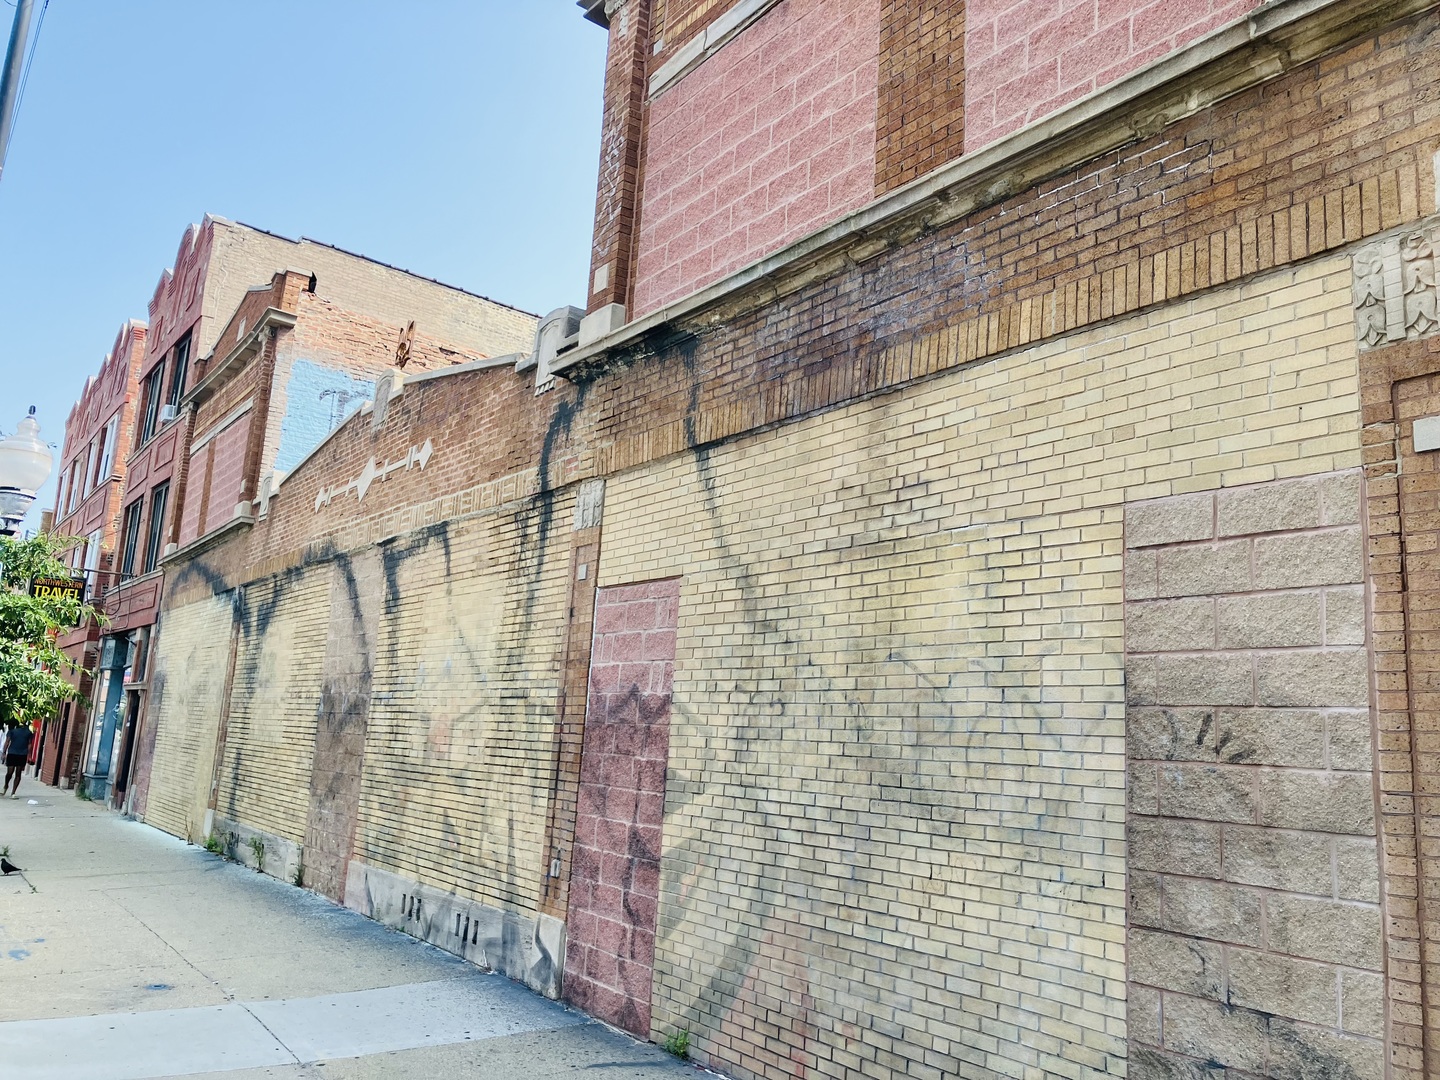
29;576;85;603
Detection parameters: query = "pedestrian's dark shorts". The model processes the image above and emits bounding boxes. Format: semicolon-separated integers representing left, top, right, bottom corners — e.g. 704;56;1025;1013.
4;755;25;768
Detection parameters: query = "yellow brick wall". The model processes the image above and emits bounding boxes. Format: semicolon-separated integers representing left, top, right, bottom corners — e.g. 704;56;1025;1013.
215;568;332;845
354;496;575;915
144;592;236;843
597;255;1361;1078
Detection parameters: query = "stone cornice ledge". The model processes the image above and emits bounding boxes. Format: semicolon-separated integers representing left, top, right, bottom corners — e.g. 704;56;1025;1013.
184;307;298;407
161;511;253;567
555;0;1435;380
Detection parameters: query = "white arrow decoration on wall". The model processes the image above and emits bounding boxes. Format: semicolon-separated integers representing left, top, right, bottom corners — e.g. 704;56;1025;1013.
315;438;435;512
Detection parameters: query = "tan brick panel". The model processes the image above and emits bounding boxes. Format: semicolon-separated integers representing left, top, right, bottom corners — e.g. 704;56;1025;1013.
597;257;1361;1079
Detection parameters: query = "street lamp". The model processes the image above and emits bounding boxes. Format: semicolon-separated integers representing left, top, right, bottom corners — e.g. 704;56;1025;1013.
0;406;54;536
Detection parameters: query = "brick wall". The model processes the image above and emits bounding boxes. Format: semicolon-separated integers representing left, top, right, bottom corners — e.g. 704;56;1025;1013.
874;0;965;195
54;321;145;535
587;0;652;313
140;8;1439;1074
649;0;732;63
303;548;384;901
596;255;1363;1078
582;11;1437;500
632;0;880;316
1353;308;1440;1080
350;498;575;916
145;221;213;375
1123;476;1381;1079
130;216;539;582
267;292;474;479
564;578;679;1036
209;223;536;360
177;442;209;545
143;593;235;841
151;478;577;926
53;319;146;619
963;0;1262;151
106;418;187;634
143;217;533;381
203;420;251;535
215;568;331;847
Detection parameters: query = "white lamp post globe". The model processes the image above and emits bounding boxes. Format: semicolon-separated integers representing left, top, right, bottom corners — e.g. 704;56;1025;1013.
0;407;53;491
0;406;55;536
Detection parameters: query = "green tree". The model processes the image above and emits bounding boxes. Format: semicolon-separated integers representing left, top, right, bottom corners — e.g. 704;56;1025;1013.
0;534;101;728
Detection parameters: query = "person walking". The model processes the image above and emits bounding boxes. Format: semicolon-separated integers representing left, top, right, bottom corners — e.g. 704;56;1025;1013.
3;721;33;798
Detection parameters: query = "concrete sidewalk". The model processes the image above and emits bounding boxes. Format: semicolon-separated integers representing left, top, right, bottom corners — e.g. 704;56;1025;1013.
0;775;698;1079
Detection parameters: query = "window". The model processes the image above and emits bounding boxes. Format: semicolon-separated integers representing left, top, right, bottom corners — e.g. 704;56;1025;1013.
142;482;168;575
138;364;165;446
66;461;81;513
166;332;192;409
95;416;118;486
82;439;98;497
55;468;68;519
83;528;103;598
119;500;143;579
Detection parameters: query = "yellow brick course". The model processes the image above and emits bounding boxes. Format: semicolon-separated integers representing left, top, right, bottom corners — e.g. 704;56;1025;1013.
354;496;575;916
144;592;237;843
216;568;332;845
597;256;1361;1079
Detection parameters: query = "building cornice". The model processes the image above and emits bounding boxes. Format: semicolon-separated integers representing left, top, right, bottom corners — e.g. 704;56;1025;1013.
161;510;253;568
556;0;1438;380
183;307;297;408
102;568;163;603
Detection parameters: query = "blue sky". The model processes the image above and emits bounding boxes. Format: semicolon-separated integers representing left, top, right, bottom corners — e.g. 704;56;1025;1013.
0;1;606;529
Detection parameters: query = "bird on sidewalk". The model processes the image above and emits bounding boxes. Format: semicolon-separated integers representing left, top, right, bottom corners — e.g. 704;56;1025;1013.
1;856;35;892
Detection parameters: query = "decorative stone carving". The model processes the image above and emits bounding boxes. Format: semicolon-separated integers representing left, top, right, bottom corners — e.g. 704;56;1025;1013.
1353;219;1440;350
1402;232;1438;338
573;478;606;531
1353;248;1388;348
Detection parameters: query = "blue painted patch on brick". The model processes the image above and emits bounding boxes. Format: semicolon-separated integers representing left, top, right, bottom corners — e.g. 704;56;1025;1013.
275;360;376;475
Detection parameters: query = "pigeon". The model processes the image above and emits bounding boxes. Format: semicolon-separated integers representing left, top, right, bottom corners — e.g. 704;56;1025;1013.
1;857;22;875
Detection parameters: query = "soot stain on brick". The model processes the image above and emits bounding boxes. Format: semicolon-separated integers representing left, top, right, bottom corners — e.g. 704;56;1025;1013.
569;679;672;1035
355;505;559;905
305;552;378;897
661;438;1081;1068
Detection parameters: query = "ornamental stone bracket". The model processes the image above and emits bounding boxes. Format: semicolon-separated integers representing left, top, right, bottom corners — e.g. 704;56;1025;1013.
1353;216;1440;350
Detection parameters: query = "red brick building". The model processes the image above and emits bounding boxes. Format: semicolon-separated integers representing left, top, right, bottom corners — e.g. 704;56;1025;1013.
172;270;503;555
81;215;536;812
42;320;146;787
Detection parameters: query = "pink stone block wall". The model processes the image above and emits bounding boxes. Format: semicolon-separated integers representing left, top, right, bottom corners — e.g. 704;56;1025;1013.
177;442;210;548
563;578;681;1037
964;0;1262;151
632;0;881;317
202;422;250;536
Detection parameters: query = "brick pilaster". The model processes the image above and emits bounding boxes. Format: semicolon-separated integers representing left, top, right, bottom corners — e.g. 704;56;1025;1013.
1359;334;1440;1080
586;0;652;314
540;499;605;918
